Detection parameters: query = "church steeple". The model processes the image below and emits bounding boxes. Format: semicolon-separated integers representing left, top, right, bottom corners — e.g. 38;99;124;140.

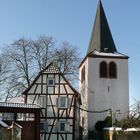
80;1;129;137
87;0;117;55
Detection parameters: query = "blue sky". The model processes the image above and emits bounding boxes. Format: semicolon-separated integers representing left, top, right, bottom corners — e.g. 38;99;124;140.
0;0;140;105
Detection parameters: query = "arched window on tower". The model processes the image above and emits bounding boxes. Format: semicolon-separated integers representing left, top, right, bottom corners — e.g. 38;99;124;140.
109;62;117;78
81;66;85;83
100;61;107;78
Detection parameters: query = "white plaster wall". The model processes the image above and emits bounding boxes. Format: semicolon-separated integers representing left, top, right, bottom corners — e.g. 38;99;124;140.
79;56;129;131
87;57;129;130
79;58;89;136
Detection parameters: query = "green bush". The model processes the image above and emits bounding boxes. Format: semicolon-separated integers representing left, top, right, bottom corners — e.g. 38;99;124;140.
95;121;105;132
116;117;140;128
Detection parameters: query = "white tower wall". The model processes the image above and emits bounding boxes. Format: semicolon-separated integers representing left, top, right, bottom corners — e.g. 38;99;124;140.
80;57;129;131
79;1;129;137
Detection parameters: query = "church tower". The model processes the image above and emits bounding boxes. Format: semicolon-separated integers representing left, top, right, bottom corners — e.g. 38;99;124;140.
79;0;129;137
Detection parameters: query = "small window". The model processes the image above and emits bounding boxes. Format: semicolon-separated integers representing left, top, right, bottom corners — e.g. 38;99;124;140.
109;62;117;78
56;97;69;108
39;96;46;107
47;77;54;86
81;66;85;83
60;97;67;108
59;121;69;132
60;122;65;132
100;61;107;78
40;121;48;132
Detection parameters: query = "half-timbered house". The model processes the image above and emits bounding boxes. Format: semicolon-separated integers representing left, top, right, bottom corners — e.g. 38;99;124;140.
22;62;81;140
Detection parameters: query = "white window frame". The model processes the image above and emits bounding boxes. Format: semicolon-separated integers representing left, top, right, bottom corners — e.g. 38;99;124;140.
58;96;68;108
59;121;65;132
38;95;46;107
47;77;54;86
40;121;48;132
59;121;70;132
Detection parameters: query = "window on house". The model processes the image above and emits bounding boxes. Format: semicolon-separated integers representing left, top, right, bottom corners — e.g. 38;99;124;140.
38;96;46;107
56;97;69;108
60;122;65;131
81;66;85;83
60;97;67;108
40;121;48;132
59;121;69;132
109;62;117;78
100;61;107;78
47;77;54;86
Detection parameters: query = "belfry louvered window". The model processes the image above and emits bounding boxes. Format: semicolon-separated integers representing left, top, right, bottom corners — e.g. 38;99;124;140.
100;61;107;78
109;62;117;78
99;61;117;79
81;66;85;83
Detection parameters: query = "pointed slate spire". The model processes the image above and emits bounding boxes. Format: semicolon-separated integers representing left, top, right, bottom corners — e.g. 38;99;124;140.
87;0;117;55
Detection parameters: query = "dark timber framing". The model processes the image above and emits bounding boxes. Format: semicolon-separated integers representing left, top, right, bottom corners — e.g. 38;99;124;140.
22;62;81;140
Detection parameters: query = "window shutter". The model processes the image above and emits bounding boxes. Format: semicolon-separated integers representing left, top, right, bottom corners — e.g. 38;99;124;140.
55;121;59;132
67;98;71;108
65;122;70;132
44;122;48;132
56;98;59;107
40;123;44;132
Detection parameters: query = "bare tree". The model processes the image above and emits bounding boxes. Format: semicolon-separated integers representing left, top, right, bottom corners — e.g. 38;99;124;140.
129;100;140;119
0;54;13;100
0;37;80;101
1;38;34;101
52;41;80;82
6;39;33;87
30;36;55;71
116;101;140;128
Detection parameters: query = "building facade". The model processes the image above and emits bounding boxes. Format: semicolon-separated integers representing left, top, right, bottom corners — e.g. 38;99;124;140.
23;62;81;140
79;1;129;138
0;102;41;140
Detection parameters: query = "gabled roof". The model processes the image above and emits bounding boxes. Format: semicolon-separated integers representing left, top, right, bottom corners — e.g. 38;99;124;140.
0;120;9;128
41;62;60;74
22;62;79;96
87;0;117;55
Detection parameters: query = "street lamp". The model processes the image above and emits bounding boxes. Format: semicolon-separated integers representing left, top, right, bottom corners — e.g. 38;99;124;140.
108;109;120;127
114;109;120;126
